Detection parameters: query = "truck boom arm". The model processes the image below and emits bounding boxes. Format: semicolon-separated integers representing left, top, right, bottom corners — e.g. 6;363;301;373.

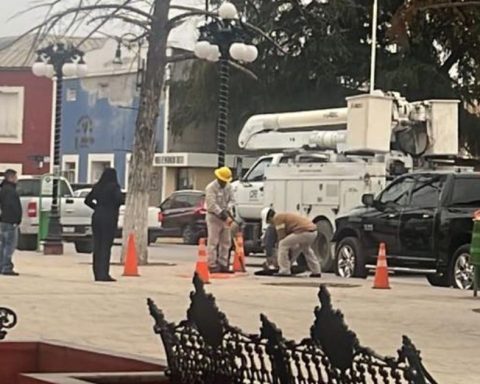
238;108;347;150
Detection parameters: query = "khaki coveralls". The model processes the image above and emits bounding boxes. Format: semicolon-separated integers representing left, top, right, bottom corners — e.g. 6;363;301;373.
272;213;321;275
205;180;235;269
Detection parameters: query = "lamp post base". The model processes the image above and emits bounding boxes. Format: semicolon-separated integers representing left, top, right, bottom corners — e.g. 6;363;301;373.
43;211;64;255
43;240;64;255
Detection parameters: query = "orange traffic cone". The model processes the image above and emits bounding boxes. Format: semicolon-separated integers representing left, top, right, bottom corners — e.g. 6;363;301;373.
233;233;247;273
373;242;390;289
123;233;140;277
195;238;210;284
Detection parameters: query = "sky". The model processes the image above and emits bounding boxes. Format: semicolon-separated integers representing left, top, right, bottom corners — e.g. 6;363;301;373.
0;0;43;37
0;0;205;44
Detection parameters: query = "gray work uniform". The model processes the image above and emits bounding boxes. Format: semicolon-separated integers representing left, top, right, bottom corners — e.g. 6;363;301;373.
205;180;235;268
273;213;321;275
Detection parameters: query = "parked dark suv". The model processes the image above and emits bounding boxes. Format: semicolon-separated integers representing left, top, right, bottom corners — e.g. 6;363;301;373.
333;171;480;289
158;190;207;244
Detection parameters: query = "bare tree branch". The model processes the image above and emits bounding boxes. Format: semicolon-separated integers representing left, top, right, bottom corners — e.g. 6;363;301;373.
228;60;258;80
76;0;135;48
241;20;288;55
167;52;196;63
87;13;150;32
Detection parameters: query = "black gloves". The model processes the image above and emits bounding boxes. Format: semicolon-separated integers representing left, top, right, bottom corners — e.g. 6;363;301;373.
219;210;229;221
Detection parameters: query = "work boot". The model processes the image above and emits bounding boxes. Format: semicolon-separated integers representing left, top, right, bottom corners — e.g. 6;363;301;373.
273;271;292;277
2;271;19;276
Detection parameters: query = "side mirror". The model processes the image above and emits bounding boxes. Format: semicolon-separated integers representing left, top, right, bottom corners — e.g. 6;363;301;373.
362;194;375;207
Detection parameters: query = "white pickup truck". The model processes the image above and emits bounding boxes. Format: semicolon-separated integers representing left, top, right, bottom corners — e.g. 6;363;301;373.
16;177;162;253
73;188;162;245
17;176;93;253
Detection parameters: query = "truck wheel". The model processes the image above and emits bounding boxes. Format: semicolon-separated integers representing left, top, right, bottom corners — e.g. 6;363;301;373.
426;273;450;287
313;220;334;272
450;244;474;290
17;234;37;251
75;240;93;254
182;225;197;245
334;237;367;278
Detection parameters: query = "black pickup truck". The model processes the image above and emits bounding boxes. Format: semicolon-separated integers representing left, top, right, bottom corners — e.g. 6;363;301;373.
332;171;480;289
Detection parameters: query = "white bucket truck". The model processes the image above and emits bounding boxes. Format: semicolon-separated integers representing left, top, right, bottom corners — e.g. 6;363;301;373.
232;91;459;271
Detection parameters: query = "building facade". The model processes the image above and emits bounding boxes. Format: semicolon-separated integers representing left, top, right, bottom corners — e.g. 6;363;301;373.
0;65;53;175
61;71;165;202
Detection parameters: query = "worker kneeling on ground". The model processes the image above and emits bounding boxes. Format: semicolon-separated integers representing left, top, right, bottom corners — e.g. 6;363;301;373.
265;209;321;278
205;167;235;273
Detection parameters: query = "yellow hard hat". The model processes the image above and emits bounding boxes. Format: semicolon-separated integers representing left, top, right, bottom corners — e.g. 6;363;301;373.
214;167;233;183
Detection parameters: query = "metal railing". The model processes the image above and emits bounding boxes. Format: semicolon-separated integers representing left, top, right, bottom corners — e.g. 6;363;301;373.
0;307;17;340
148;274;437;384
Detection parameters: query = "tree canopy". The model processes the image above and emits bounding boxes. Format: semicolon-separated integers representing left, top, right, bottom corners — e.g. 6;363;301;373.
171;0;480;154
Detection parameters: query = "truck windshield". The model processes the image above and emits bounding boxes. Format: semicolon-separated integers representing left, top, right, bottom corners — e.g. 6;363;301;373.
450;178;480;206
17;179;73;198
244;157;272;182
378;177;414;206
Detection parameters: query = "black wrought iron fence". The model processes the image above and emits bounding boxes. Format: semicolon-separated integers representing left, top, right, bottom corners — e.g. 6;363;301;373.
0;307;17;340
148;274;437;384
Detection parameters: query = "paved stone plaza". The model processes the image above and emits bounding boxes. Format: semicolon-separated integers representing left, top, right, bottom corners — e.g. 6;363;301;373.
1;243;479;383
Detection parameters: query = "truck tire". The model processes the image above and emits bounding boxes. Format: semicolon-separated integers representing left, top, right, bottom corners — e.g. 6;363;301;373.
182;225;197;245
313;220;334;272
450;244;473;290
17;234;37;251
426;273;450;287
334;237;367;278
75;240;93;254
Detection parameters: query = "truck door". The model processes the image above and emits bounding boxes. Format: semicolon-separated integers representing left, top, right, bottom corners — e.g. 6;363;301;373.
364;176;415;260
235;157;272;219
399;175;445;266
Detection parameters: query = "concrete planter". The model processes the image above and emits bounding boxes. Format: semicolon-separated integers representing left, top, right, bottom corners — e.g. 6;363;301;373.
0;341;167;384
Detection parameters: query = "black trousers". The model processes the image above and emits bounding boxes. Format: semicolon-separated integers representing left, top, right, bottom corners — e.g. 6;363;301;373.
92;212;116;280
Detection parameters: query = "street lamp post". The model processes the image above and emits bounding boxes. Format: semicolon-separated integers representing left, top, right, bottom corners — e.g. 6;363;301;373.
32;43;88;255
194;2;258;167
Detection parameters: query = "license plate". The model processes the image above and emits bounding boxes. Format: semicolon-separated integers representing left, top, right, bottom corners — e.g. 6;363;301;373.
63;227;75;233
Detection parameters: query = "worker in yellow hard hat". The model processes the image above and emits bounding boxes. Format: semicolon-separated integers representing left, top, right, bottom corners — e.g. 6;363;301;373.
205;167;235;273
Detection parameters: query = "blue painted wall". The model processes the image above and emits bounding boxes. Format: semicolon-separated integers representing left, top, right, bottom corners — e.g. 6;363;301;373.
61;72;164;188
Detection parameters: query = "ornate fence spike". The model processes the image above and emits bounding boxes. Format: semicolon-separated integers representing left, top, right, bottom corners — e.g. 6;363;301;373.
311;284;359;372
147;275;438;384
186;272;229;348
0;307;17;341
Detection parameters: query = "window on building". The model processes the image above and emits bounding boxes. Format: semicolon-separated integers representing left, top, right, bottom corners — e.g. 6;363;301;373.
176;168;194;190
63;162;77;184
0;87;24;144
90;161;112;183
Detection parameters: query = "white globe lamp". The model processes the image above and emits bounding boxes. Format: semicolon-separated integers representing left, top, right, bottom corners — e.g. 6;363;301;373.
62;62;78;77
44;64;55;79
32;61;47;77
218;2;239;20
195;41;212;60
229;42;247;61
77;61;88;77
207;45;220;62
244;45;259;63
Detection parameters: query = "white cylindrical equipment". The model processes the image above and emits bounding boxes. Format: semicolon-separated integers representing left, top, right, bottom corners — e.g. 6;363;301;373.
239;108;348;149
309;131;347;148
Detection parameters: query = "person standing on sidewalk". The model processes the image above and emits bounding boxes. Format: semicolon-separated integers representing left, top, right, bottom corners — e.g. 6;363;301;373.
84;168;123;282
205;167;235;273
0;169;22;276
265;208;321;277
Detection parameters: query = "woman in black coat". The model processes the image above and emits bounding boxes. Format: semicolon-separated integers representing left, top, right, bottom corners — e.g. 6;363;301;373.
84;168;123;282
